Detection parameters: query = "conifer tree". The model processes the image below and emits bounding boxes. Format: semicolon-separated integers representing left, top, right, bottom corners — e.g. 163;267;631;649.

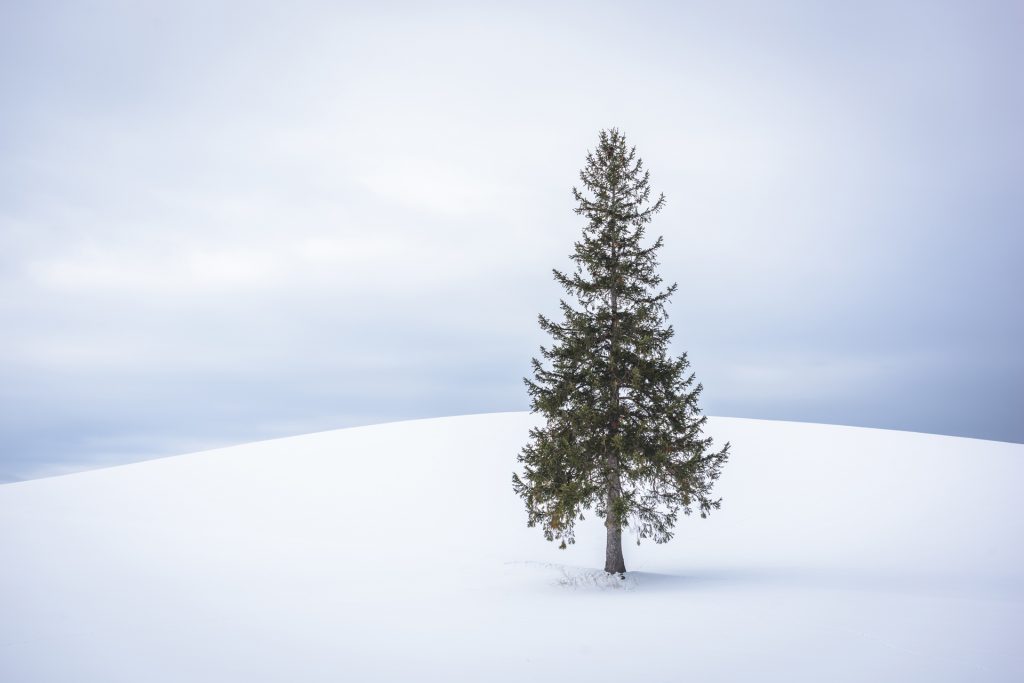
513;128;729;575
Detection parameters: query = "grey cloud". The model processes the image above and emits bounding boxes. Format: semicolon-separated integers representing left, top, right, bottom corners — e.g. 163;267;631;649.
1;0;1021;480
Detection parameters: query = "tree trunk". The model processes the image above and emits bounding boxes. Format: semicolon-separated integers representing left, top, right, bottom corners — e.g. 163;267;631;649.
605;505;626;574
604;450;626;574
605;226;626;575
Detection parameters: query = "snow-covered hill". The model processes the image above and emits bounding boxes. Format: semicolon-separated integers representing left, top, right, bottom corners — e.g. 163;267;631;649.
2;413;1022;682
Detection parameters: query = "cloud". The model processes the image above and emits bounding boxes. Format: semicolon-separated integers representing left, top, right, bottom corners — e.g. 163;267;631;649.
1;0;1021;480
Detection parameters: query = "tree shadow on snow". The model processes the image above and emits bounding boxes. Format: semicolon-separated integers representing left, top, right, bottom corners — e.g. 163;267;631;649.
626;567;1019;599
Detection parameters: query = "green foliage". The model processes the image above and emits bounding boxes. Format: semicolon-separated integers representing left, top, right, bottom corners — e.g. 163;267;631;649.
512;128;730;550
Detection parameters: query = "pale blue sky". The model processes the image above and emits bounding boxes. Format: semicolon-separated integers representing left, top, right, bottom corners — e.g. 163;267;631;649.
1;0;1021;480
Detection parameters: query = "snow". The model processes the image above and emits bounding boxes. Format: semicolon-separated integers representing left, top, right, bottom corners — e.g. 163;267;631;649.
1;413;1022;682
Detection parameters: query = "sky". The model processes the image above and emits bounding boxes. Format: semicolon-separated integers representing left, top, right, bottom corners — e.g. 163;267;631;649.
1;0;1021;481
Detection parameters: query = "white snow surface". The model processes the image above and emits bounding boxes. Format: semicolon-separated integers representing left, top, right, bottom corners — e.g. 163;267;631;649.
1;413;1022;682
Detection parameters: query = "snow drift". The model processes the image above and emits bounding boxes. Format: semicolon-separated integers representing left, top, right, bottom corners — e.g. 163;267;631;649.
1;413;1022;682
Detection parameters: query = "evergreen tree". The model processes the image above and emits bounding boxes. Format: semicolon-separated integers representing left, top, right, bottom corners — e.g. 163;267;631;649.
513;128;729;575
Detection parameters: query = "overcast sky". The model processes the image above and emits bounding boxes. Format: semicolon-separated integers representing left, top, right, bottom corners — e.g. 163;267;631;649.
1;0;1021;481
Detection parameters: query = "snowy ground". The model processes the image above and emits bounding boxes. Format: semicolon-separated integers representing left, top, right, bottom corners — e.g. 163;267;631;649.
1;413;1022;682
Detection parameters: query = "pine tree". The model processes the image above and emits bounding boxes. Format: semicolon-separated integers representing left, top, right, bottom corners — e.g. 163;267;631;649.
512;128;729;575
